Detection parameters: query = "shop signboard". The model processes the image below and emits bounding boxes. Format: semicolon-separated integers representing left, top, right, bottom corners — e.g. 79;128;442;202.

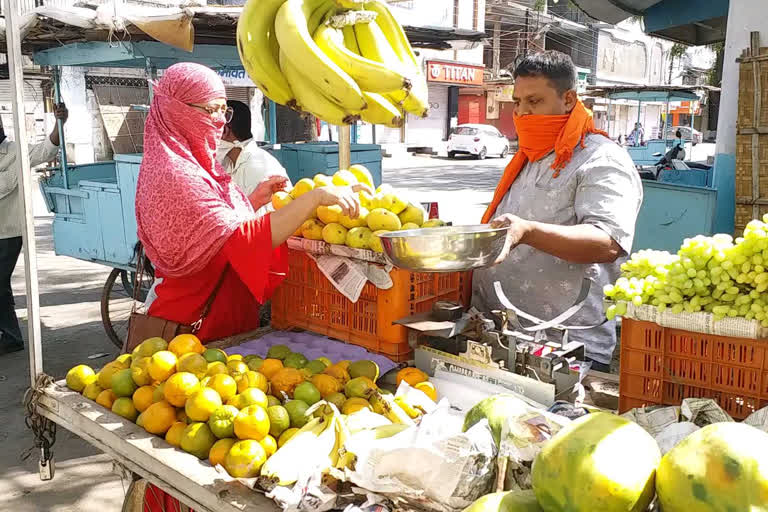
426;61;484;86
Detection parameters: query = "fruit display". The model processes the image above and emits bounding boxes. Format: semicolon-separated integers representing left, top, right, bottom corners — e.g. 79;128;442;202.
271;165;444;253
237;0;428;127
65;337;437;480
604;216;768;324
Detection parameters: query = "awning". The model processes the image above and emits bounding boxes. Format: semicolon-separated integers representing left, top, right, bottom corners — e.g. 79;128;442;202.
586;85;719;103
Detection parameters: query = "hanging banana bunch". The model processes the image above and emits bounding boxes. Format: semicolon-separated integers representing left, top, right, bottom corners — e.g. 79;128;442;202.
237;0;430;127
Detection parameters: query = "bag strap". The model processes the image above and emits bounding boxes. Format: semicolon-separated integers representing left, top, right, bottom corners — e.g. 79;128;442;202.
190;267;228;333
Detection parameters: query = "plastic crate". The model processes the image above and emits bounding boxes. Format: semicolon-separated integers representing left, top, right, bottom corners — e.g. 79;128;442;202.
272;250;472;362
619;318;768;419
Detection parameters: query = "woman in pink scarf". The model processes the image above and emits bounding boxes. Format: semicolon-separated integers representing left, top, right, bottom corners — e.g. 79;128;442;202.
136;62;368;511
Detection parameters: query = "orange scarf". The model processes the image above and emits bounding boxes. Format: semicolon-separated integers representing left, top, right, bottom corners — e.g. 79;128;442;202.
481;100;607;223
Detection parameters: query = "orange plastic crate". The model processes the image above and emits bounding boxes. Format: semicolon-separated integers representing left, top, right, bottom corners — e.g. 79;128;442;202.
619;318;768;419
271;249;472;362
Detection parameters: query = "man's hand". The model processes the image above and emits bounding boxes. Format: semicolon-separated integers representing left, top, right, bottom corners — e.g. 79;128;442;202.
489;214;532;264
49;102;68;146
248;175;289;211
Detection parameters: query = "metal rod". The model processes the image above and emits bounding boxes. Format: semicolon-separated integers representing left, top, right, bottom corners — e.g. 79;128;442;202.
52;66;69;214
268;100;277;145
606;98;611;137
338;125;351;170
4;0;44;387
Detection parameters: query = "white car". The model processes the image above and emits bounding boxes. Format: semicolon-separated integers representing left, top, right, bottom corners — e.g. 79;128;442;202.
665;125;703;145
447;124;510;159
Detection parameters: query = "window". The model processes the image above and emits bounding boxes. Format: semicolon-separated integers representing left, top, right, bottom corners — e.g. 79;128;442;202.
455;126;478;135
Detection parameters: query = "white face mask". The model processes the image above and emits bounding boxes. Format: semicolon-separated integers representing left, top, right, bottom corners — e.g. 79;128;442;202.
216;139;235;169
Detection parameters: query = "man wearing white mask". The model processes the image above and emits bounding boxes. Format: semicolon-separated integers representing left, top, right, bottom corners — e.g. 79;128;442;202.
217;100;291;215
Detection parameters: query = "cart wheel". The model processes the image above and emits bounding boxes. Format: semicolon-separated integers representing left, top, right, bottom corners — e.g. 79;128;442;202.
101;269;153;349
121;271;151;303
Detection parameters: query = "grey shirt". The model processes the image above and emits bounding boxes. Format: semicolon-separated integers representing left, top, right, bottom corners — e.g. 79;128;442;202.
472;134;643;363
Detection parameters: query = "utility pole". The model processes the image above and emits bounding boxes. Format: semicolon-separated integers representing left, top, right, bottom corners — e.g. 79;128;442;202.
493;18;501;77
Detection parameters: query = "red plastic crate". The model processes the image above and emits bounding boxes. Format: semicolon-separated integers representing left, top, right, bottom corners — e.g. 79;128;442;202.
272;249;472;362
619;318;768;419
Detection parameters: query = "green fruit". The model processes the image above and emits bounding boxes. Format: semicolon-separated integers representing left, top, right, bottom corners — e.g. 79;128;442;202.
112;397;138;422
293;382;321;406
463;491;542;512
267;405;291;438
111;368;138;397
348;360;380;382
267;395;281;407
245;356;265;371
284;399;310;428
180;422;217;460
464;395;533;446
283;353;309;369
202;348;228;364
344;377;376;399
266;345;292;361
304;360;327;375
532;412;660;512
656;422;768;512
208;405;239;439
325;392;346;410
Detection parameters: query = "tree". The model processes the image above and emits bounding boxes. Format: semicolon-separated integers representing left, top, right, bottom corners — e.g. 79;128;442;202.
668;43;688;84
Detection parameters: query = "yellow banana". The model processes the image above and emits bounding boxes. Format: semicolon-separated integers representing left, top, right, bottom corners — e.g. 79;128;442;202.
275;0;366;111
365;0;419;69
358;91;404;127
315;24;411;94
307;0;335;34
342;25;360;53
280;50;361;125
368;390;415;425
334;0;365;8
236;0;294;106
354;20;409;76
402;75;429;118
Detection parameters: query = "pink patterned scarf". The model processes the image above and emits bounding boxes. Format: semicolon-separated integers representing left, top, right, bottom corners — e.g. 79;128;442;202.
135;63;255;277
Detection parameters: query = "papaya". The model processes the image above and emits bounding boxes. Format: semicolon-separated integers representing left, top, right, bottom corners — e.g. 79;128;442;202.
531;412;660;512
462;491;542;512
463;394;534;446
656;422;768;512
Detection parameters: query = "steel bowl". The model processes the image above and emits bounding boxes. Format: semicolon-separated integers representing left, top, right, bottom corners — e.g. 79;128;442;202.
378;224;509;272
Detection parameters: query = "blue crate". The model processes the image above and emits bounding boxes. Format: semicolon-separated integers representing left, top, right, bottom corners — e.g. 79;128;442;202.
268;142;383;186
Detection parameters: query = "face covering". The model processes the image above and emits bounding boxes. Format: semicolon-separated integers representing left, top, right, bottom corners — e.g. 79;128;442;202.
216;139;236;169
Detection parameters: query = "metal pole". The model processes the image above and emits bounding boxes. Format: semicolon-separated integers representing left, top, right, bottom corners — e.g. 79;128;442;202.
4;0;44;387
338;125;351;170
268;100;277;144
606;98;611;138
51;67;69;215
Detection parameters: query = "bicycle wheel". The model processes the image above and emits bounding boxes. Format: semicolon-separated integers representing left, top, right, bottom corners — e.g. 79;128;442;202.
101;269;136;349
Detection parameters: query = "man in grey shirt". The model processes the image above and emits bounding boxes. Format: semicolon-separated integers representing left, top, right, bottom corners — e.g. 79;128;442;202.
472;52;643;371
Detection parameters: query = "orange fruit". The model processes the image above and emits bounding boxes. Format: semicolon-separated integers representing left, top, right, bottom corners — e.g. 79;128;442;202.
148;351;178;382
111;368;137;397
97;361;127;389
165;421;187;448
259;435;278;457
341;397;372;415
180;422;216;459
236;371;269;393
228;387;269;410
143;400;177;435
130;357;153;387
168;334;204;357
164;372;200;407
310;374;342;398
185;388;223;422
259;359;284;380
396;367;429;387
133;385;156;413
82;382;104;401
95;389;117;409
209;438;237;467
208;374;238;402
226;360;249;376
336;360;351;371
66;365;96;392
153;382;166;403
414;381;437;401
177;353;208;379
206;361;228;377
270;368;305;398
234;405;270;441
323;364;350;385
224;440;267;478
112;397;138;422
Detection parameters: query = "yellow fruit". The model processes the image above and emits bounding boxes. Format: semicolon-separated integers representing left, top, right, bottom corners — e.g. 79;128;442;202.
133;385;156;413
177;353;208;379
97;361;127;389
349;164;374;188
317;205;343;225
95;389;117;409
234;405;270;441
206;361;228;377
415;381;438;401
164;372;200;407
200;376;211;388
185;387;223;422
82;382;104;401
342;397;373;415
371;193;393;211
130;357;153;386
337;360;351;371
148;351;178;382
152;382;166;403
271;191;293;210
226;360;249;377
168;334;204;357
209;374;238;402
317;357;332;367
369;230;388;253
358;190;373;209
209;438;237;467
116;353;133;366
323;364;350;385
270;368;305;399
368;208;402;231
112;397;138;422
66;365;96;392
301;219;325;240
422;219;447;228
224;440;267;478
340;207;369;229
399;204;425;226
313;174;332;187
165;421;187;448
346;226;373;249
111;368;137;397
230;387;269;410
135;412;146;428
322;222;348;245
228;354;244;361
236;371;269;394
143;400;177;435
389;194;408;215
333;169;358;186
401;222;420;230
278;427;300;447
180;422;217;460
267;405;291;438
310;374;342;398
396;367;429;387
259;359;284;379
135;337;168;358
259;435;278;457
176;408;190;424
289;178;315;199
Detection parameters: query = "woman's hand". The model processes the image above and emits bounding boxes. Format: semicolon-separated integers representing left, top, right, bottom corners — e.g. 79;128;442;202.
248;175;289;211
314;184;373;219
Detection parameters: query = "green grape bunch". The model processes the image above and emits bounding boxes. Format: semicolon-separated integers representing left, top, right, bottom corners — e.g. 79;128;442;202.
604;215;768;326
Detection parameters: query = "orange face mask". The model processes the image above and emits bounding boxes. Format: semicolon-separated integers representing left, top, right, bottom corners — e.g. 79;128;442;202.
481;99;607;223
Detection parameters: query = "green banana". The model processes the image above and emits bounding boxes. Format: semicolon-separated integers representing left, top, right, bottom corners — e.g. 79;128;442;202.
342;25;360;53
279;50;361;125
358;91;404;127
236;0;295;106
275;0;366;111
315;24;411;94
